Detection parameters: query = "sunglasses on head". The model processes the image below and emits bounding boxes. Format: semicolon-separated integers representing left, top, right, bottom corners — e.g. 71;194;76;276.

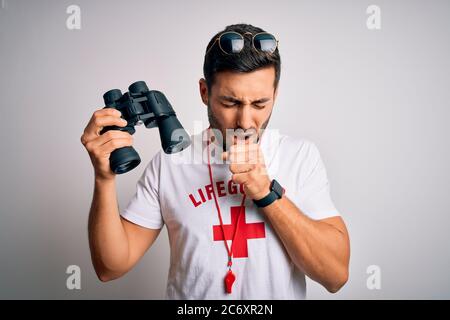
205;31;279;56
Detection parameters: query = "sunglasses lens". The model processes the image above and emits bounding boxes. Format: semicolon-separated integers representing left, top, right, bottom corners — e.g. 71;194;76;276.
219;32;244;54
254;33;277;53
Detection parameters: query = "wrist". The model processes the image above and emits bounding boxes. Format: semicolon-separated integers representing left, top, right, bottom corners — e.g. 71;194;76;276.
94;175;116;186
252;178;271;200
252;179;285;208
253;187;271;201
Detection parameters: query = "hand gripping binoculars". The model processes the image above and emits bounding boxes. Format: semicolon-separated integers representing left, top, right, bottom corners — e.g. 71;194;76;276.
100;81;191;174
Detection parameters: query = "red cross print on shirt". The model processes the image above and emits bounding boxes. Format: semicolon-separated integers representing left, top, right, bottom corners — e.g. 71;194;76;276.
213;206;266;258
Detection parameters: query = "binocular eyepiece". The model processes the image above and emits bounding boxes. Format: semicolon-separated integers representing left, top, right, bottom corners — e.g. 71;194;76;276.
100;81;191;174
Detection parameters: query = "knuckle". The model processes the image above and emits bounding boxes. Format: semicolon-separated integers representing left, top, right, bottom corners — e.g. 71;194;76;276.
93;110;104;118
116;131;126;139
235;156;245;164
91;148;100;158
115;130;126;139
119;131;129;139
118;131;129;139
105;130;115;139
85;141;94;151
93;117;101;127
110;139;119;148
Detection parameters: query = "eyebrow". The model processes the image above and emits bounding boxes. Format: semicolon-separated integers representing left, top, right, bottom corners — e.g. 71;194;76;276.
219;95;271;104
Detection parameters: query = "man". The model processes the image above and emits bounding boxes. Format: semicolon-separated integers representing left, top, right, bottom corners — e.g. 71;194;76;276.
80;23;350;299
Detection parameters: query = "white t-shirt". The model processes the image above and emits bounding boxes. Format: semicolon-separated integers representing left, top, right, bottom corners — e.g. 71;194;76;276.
120;128;340;299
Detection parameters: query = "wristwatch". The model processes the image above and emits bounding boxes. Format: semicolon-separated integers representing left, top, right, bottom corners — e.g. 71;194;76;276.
253;179;285;208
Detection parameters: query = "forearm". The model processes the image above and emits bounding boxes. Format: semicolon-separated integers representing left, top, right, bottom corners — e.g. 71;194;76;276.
260;196;349;292
88;178;130;279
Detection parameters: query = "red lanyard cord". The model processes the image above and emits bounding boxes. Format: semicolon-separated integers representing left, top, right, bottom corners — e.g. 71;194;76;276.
206;127;265;270
206;136;246;269
205;127;267;293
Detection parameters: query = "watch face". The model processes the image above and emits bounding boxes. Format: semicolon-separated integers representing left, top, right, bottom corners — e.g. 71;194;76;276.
271;179;283;198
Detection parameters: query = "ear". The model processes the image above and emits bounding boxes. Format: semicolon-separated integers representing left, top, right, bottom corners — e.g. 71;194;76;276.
199;78;209;106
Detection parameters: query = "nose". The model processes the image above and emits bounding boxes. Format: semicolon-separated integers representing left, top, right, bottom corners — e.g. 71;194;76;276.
236;105;254;130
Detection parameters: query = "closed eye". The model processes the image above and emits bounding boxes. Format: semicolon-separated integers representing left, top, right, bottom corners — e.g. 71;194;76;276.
222;101;239;108
253;99;270;109
220;96;241;107
219;96;270;108
253;103;266;109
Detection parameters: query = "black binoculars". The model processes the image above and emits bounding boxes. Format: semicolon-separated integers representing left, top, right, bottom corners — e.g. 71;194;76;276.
100;81;191;174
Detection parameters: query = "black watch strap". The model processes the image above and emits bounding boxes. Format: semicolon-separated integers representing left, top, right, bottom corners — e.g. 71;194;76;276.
253;179;284;208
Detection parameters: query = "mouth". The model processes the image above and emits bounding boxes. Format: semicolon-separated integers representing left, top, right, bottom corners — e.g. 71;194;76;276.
232;131;258;144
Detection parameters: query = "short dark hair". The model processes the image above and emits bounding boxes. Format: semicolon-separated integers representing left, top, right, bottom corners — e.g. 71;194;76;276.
203;23;281;91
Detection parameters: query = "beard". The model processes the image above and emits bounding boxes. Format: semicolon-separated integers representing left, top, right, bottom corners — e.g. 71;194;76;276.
207;103;272;151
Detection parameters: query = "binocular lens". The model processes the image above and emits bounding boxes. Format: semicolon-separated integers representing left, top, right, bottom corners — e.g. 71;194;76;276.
103;89;122;106
109;146;141;174
158;115;191;154
165;140;191;154
113;161;140;174
129;81;149;95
